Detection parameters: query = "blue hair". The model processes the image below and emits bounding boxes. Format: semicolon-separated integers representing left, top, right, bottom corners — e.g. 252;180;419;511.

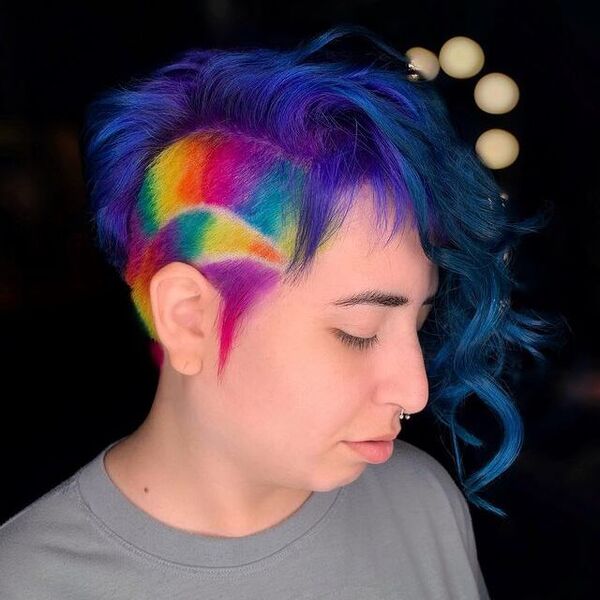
81;24;567;517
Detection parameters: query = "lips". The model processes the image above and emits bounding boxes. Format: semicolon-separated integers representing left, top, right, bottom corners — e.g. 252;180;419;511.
346;440;395;464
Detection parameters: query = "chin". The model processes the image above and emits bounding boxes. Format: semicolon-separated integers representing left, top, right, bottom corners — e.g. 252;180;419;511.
312;465;367;492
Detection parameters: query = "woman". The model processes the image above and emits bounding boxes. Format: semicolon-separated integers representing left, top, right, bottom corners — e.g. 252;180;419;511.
0;24;556;599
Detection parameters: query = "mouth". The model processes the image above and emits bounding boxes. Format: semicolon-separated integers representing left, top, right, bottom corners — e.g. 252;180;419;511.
345;439;395;464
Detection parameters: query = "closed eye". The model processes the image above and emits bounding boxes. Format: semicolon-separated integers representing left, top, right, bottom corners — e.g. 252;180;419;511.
333;329;379;351
333;315;433;351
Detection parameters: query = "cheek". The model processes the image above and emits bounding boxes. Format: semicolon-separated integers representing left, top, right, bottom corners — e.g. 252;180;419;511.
221;311;367;442
285;358;357;440
282;346;368;443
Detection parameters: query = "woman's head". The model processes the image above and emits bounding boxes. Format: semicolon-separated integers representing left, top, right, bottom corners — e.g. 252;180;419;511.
82;25;559;516
143;192;437;496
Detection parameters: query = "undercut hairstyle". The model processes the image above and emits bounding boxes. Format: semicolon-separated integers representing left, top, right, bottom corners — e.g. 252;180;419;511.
81;24;564;517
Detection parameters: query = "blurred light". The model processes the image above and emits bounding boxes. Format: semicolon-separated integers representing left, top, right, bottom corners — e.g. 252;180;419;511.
474;73;520;114
475;128;519;169
439;36;485;79
405;47;440;80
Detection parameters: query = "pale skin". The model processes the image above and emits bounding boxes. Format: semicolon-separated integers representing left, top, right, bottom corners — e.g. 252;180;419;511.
104;189;439;538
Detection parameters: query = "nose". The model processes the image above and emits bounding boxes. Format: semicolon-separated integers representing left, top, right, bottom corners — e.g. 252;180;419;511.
379;334;429;416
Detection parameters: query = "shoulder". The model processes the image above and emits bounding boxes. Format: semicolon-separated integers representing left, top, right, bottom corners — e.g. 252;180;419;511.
378;438;472;522
0;474;83;597
389;440;490;599
0;473;79;537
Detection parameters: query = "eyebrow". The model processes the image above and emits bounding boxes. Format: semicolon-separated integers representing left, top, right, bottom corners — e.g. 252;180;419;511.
330;289;438;308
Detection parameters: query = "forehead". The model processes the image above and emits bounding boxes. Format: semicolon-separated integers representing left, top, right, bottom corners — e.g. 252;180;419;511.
282;191;439;303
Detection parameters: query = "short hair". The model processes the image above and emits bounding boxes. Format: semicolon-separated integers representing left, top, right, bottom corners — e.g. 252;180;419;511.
81;24;564;517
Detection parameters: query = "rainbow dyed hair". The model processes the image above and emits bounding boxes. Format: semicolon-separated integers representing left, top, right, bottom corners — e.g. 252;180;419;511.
82;25;564;517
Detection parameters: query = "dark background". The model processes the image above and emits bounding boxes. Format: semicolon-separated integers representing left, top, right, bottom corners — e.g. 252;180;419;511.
1;1;598;598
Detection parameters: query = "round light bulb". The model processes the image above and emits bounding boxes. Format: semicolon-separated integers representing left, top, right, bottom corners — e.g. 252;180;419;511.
405;47;440;80
474;73;520;114
439;36;485;79
475;129;519;169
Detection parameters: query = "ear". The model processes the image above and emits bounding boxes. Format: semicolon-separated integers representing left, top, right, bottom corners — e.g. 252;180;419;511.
148;261;220;376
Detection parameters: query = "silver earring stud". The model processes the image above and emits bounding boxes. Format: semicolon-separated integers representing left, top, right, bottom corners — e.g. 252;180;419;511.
400;408;411;420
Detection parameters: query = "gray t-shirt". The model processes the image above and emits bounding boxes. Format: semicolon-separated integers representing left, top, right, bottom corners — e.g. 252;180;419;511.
0;437;490;599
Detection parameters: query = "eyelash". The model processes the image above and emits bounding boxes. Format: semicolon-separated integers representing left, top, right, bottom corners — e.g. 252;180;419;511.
335;330;379;351
335;316;431;352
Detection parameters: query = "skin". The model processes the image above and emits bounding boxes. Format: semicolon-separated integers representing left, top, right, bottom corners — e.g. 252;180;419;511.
104;187;439;538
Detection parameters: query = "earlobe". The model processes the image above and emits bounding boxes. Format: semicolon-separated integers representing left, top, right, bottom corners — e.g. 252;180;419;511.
181;357;204;376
